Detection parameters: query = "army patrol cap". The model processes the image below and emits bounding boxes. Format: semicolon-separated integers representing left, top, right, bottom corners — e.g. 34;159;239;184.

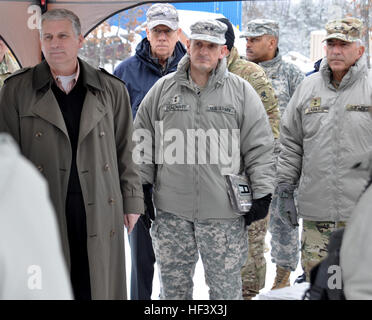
323;17;363;43
146;3;179;31
189;19;227;45
240;19;279;38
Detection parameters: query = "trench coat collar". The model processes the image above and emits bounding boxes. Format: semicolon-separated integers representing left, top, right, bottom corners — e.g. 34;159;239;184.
32;57;103;92
31;58;107;143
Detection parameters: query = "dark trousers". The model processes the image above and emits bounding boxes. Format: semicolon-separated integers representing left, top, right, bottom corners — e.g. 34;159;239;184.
128;215;156;300
66;192;91;300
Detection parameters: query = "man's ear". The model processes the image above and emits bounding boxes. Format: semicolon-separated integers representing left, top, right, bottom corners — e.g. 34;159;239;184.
145;27;150;39
268;36;277;50
78;34;84;49
186;39;191;55
357;44;365;59
220;45;228;58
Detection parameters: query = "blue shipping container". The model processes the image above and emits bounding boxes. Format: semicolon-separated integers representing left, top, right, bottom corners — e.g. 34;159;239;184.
108;1;242;31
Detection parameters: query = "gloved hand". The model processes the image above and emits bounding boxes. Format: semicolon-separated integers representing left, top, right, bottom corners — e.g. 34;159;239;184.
142;184;155;229
244;193;272;227
277;183;299;228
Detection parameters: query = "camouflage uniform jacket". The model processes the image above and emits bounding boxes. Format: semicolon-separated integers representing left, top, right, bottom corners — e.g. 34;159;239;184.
277;54;372;222
258;49;305;115
0;52;19;88
227;47;280;139
134;54;275;221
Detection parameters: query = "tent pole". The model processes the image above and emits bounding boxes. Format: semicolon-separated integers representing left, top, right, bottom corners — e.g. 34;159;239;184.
38;0;47;14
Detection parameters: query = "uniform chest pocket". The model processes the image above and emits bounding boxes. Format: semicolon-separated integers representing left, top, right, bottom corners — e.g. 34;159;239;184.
206;105;236;116
205;105;238;128
160;104;192;126
344;104;372;134
303;104;330;139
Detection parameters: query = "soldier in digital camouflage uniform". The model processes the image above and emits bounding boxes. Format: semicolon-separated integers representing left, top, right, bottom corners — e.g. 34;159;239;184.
276;17;372;281
134;19;275;300
217;18;280;300
0;39;19;88
241;19;305;290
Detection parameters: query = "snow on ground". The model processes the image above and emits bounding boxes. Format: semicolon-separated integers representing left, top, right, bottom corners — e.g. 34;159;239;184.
124;220;304;300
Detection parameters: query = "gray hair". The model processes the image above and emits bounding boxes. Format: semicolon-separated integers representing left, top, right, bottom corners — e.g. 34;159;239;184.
355;39;364;47
40;9;81;38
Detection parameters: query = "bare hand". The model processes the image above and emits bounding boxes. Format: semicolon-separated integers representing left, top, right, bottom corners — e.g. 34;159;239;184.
124;213;141;235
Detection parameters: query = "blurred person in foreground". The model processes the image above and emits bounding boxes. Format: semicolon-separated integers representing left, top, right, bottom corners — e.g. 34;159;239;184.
0;133;72;300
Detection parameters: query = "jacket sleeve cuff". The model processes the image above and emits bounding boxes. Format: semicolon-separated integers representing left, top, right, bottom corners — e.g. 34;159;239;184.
123;196;144;215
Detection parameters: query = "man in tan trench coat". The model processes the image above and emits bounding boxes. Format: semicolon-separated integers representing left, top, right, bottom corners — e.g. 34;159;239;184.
0;9;144;300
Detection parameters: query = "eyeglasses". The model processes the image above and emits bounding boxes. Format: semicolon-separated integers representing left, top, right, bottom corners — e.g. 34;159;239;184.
151;28;176;37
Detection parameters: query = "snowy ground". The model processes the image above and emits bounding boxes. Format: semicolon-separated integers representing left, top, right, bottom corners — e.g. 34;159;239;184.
124;220;304;300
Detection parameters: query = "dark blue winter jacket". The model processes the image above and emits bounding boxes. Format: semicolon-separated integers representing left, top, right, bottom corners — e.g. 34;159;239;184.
306;58;322;76
114;37;186;118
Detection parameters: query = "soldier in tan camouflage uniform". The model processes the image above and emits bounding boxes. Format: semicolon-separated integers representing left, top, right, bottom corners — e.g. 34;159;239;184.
217;18;280;300
302;221;346;278
0;39;19;88
241;19;305;290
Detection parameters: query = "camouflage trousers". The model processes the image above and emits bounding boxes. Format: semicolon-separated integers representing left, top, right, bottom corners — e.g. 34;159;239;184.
151;209;248;300
301;220;346;281
269;191;300;271
241;215;269;294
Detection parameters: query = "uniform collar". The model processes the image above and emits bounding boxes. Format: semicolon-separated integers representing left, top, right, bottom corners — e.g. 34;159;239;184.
175;54;228;89
259;48;281;68
320;54;368;90
226;46;240;69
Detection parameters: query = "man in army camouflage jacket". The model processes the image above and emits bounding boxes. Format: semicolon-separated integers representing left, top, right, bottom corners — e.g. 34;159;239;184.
241;19;305;290
0;39;19;88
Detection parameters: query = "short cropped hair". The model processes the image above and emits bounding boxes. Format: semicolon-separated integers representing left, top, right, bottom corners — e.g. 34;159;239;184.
40;9;81;38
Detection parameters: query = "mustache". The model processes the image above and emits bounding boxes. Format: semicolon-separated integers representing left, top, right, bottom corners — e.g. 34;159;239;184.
328;57;344;61
196;55;210;61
